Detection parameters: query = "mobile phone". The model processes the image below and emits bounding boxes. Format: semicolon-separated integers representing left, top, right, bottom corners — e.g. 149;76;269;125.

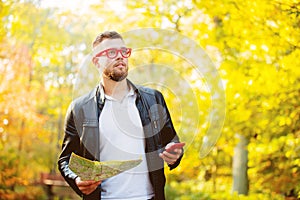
165;142;185;154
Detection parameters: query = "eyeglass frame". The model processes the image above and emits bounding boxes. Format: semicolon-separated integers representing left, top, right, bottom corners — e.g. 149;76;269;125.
94;47;132;59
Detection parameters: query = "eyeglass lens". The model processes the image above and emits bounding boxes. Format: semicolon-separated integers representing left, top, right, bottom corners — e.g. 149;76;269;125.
107;48;130;58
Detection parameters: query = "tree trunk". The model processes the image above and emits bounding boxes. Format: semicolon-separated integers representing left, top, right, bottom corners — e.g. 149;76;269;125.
232;134;249;195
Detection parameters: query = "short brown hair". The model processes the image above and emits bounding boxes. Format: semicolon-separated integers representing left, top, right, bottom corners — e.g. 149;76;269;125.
92;31;123;48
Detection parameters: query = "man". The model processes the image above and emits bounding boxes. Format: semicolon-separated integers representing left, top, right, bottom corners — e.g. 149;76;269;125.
58;31;184;200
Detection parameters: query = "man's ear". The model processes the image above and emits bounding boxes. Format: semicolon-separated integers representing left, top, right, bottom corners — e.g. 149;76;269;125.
92;57;98;65
92;57;102;69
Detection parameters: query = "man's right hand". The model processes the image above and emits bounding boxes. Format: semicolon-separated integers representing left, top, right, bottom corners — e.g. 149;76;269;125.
75;177;102;195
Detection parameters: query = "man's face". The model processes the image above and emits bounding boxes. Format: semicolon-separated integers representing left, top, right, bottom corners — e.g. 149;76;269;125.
93;38;129;82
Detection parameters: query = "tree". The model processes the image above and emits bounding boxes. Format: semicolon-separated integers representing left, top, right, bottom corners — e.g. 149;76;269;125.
1;0;299;199
192;0;300;196
0;1;92;198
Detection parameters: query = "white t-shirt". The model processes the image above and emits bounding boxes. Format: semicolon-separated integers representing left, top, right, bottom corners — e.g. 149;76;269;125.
99;88;154;200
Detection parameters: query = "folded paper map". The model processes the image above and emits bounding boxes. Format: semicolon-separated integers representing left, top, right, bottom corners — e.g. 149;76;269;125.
69;153;142;181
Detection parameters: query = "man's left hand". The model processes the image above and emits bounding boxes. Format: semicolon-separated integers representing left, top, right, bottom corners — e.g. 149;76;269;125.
159;142;183;165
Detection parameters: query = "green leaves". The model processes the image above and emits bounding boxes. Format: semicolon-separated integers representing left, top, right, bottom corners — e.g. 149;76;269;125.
0;0;299;198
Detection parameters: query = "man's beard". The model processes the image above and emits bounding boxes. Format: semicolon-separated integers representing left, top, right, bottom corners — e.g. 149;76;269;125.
103;68;128;82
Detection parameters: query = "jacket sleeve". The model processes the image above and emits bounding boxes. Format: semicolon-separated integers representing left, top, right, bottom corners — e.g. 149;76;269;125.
156;91;184;170
57;103;83;196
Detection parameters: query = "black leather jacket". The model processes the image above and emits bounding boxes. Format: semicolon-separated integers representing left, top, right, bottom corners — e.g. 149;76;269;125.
58;80;183;200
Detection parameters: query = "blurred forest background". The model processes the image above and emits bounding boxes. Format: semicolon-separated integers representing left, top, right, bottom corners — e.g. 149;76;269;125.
0;0;300;199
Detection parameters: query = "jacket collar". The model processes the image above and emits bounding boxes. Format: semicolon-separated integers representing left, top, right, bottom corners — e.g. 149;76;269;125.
96;79;140;104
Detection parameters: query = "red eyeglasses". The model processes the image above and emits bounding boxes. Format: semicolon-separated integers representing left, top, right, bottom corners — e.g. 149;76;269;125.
94;47;132;59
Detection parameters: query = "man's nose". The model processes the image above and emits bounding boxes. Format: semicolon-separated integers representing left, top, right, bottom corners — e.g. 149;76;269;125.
116;52;123;60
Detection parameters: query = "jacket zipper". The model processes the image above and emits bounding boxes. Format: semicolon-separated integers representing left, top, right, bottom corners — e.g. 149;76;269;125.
153;120;157;129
